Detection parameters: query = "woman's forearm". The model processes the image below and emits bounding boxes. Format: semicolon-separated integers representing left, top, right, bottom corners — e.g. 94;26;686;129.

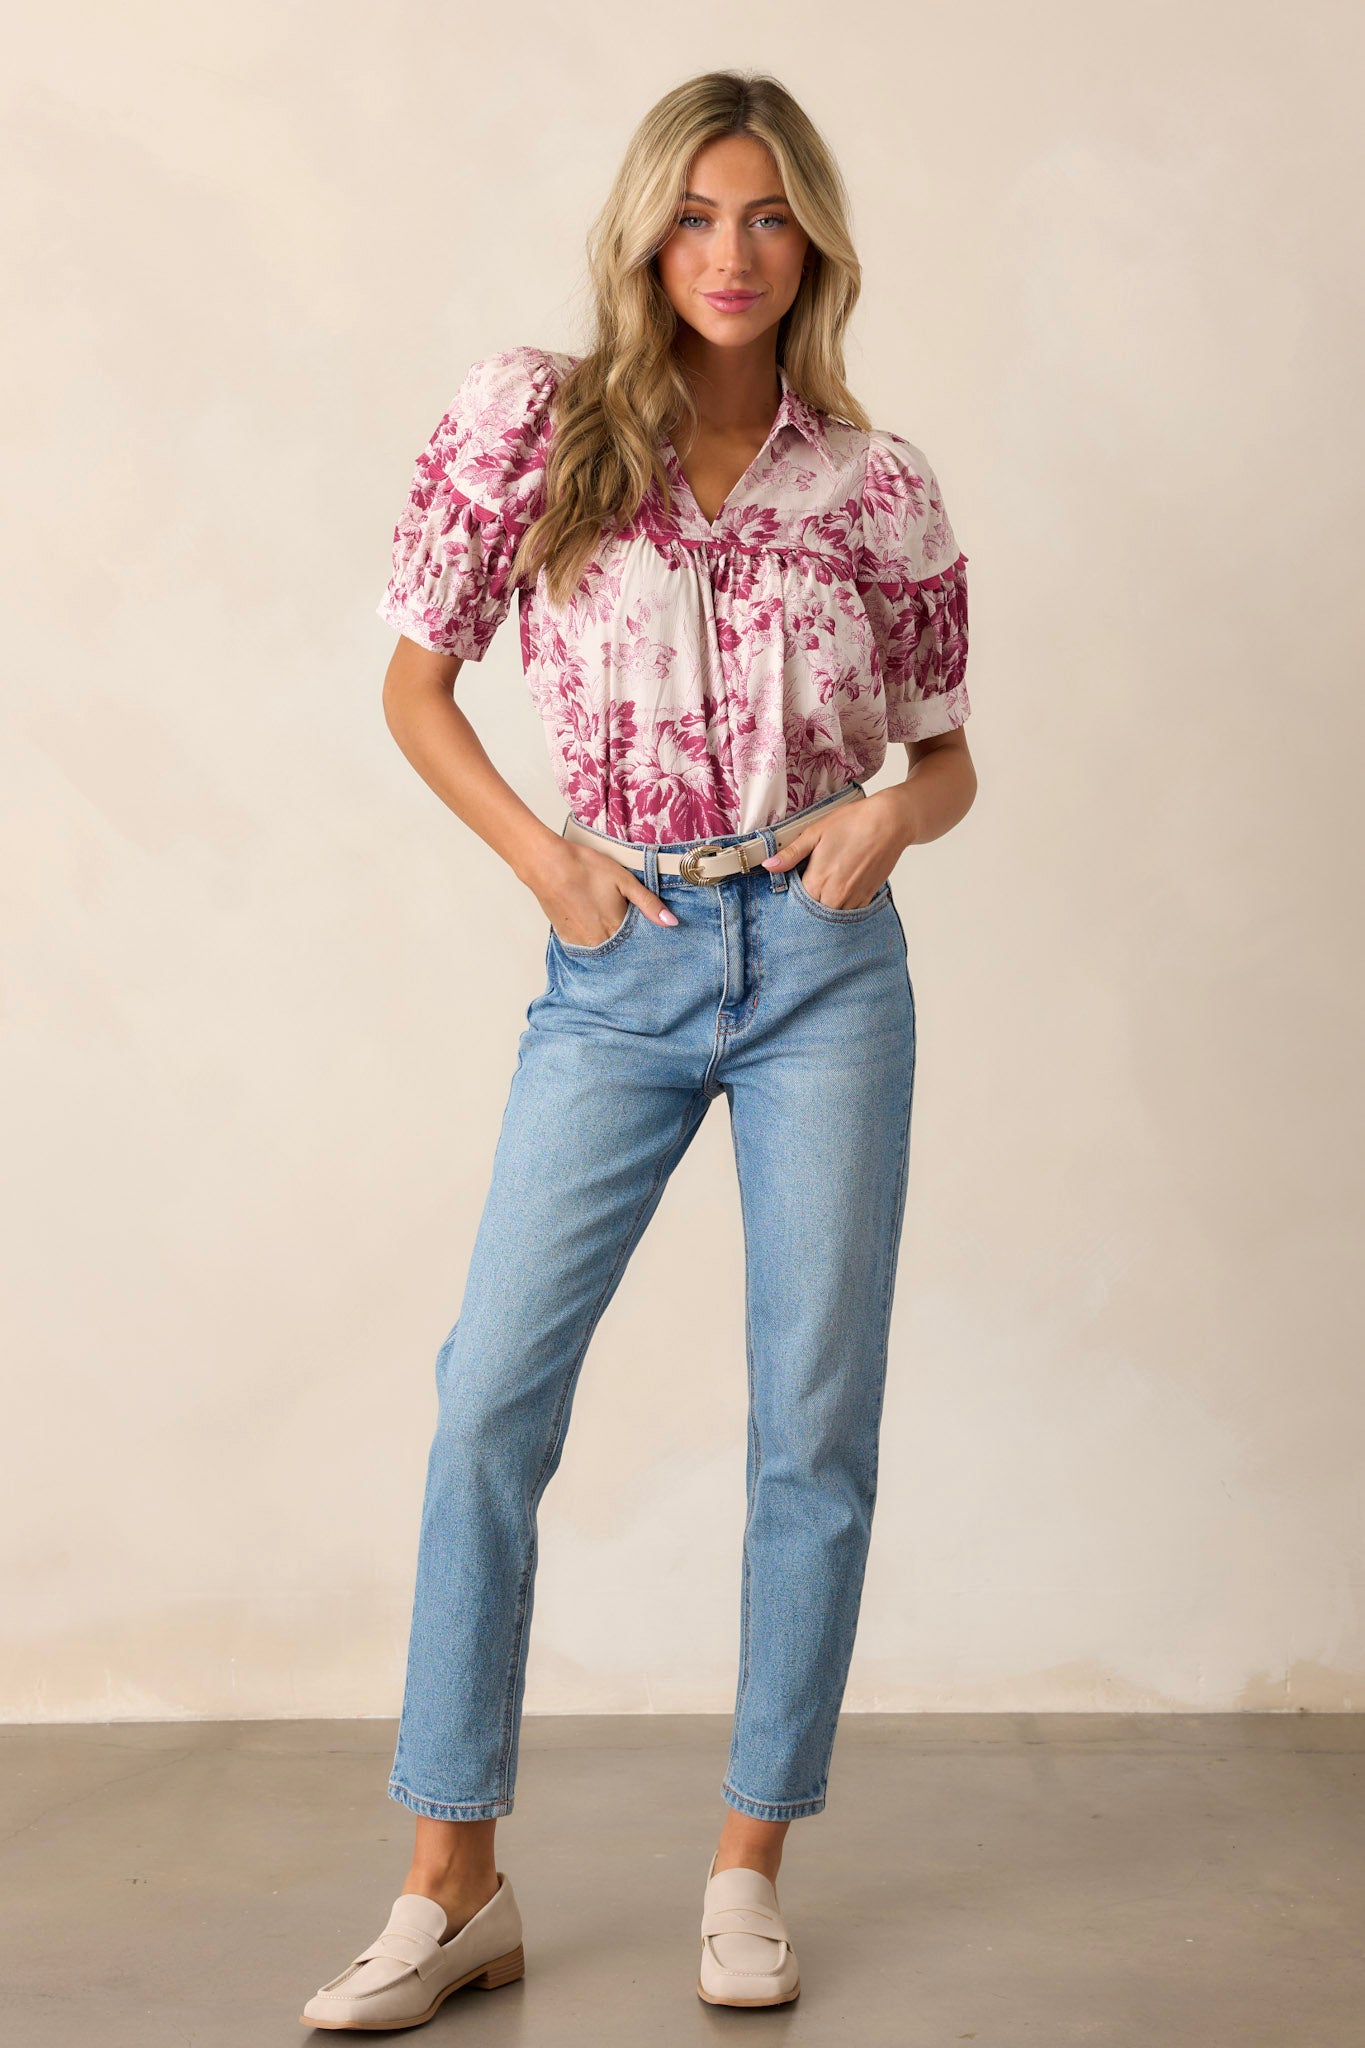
381;657;566;890
884;734;978;849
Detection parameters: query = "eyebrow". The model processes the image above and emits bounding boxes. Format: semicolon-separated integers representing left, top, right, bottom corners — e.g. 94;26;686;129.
680;190;789;207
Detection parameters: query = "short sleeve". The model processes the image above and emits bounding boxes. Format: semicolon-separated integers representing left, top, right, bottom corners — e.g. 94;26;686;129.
376;345;561;660
857;431;970;741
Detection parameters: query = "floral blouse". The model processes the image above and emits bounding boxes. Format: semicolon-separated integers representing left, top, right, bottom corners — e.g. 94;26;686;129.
377;345;970;842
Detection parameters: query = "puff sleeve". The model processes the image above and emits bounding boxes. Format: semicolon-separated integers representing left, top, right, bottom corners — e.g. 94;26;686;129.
857;431;970;741
376;345;561;660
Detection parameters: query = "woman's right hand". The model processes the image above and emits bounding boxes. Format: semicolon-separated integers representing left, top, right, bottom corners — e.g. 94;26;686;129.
378;640;681;942
534;843;677;947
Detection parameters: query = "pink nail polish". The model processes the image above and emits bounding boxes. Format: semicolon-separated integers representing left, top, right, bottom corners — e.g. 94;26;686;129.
659;909;678;925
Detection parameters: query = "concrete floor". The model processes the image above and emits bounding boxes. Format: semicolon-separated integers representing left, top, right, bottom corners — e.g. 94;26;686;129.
4;1713;1362;2046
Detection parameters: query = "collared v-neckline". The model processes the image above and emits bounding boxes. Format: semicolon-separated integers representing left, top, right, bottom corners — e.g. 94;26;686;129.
662;365;822;535
664;438;762;533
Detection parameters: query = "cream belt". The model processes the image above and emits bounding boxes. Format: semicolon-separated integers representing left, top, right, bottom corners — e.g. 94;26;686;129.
560;783;865;885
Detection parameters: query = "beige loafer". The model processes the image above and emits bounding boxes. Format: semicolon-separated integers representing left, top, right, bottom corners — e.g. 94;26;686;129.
697;1852;800;2007
300;1873;524;2030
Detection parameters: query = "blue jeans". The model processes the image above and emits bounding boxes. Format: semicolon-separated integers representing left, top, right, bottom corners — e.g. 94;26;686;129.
388;782;917;1823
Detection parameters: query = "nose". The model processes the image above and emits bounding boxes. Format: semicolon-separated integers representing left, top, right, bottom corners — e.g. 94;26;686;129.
712;220;754;278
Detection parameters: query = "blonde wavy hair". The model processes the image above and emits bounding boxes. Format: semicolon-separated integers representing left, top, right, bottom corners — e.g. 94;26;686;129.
514;70;869;608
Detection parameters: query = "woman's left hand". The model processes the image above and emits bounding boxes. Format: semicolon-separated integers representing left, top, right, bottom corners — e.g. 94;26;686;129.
760;789;908;909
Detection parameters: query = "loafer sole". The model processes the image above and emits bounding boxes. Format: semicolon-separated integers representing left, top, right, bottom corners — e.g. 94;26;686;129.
300;1942;525;2029
696;1972;800;2007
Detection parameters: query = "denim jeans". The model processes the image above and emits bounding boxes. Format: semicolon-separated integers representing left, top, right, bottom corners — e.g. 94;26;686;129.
387;781;917;1823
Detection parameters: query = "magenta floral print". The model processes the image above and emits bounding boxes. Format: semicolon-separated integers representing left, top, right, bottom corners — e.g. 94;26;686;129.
378;346;970;842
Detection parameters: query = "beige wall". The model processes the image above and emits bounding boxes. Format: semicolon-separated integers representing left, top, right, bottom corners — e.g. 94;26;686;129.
4;3;1362;1723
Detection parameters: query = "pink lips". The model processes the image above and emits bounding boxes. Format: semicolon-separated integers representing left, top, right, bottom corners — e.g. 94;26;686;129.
703;291;762;312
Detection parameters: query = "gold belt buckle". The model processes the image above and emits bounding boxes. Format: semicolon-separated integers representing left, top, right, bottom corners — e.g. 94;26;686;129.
679;842;723;884
678;839;760;884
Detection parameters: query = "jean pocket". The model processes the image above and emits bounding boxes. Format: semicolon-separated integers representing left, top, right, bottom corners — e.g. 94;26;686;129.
788;863;893;924
550;899;641;957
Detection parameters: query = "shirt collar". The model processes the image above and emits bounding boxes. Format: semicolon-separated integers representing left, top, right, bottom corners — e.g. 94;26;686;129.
774;364;836;471
654;363;837;490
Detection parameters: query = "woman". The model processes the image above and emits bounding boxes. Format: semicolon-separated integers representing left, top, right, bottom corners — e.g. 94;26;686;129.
302;67;974;2029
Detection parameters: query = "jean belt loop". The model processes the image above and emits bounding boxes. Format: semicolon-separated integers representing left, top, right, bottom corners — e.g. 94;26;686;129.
643;842;659;895
756;824;786;893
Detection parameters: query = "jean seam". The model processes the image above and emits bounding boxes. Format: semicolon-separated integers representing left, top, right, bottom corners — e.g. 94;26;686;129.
494;1085;713;1809
388;1779;513;1821
720;1781;826;1820
727;1109;760;1791
551;900;640;958
789;864;892;922
735;870;764;1023
809;1019;915;1804
702;899;730;1095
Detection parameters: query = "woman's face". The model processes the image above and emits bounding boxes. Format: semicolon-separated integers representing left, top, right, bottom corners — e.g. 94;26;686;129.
654;133;811;351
